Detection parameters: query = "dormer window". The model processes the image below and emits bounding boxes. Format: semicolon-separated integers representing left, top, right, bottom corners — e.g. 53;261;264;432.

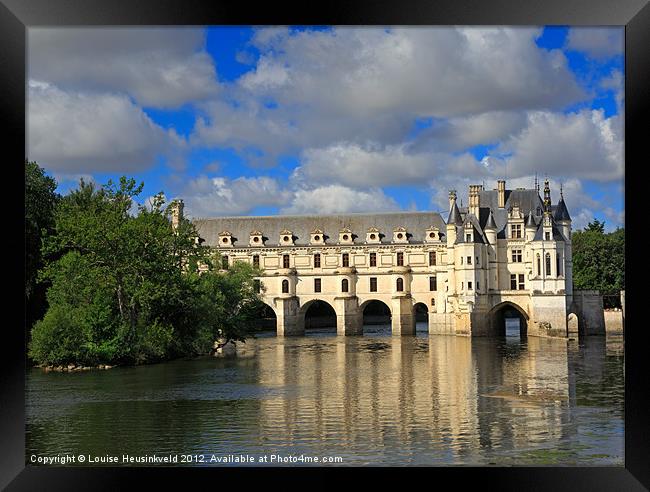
218;231;234;247
339;228;354;245
249;230;263;246
280;229;294;246
393;227;408;243
366;227;381;244
425;227;440;243
310;228;326;245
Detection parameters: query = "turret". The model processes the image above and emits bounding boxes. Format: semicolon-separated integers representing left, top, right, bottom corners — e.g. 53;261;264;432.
446;190;462;246
484;209;497;245
525;210;536;241
553;185;572;241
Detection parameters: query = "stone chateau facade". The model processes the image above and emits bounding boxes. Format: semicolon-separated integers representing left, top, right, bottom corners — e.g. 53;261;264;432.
178;179;583;338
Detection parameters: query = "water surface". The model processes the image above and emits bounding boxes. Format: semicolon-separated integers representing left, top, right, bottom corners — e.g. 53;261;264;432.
26;327;624;466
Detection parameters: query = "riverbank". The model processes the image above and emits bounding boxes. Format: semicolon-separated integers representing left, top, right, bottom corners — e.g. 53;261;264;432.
38;363;116;373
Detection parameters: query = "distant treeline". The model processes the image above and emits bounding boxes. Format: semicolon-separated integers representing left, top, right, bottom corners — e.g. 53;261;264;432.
25;160;264;367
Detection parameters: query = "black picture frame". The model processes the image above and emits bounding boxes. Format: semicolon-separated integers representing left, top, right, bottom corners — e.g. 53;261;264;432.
2;0;648;489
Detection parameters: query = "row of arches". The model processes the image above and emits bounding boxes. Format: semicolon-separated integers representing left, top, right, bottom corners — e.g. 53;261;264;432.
255;300;530;339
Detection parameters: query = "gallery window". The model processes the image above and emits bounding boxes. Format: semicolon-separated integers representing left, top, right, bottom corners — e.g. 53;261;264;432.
429;276;437;291
342;253;349;267
396;278;404;292
222;255;229;270
429;251;436;266
370;277;377;292
397;252;404;266
341;279;349;293
283;254;290;268
281;279;289;293
314;278;321;293
369;252;377;267
314;253;321;268
253;255;259;268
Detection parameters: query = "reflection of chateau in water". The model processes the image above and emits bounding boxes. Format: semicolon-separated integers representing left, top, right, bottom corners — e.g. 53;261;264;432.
25;334;623;465
248;334;581;463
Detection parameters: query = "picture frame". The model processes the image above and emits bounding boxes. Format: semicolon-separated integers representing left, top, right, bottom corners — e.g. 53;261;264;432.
2;0;647;488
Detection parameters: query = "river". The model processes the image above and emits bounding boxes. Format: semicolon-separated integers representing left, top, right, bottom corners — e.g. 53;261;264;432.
26;325;624;466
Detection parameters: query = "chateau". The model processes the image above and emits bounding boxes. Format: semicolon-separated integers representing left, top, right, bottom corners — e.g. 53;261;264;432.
181;179;586;338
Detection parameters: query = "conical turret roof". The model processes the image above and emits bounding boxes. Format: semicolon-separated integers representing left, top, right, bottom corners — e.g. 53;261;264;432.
484;209;497;230
526;210;536;228
447;201;463;225
554;196;571;222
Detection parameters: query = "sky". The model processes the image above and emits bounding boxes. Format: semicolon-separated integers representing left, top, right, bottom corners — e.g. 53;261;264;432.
27;26;624;231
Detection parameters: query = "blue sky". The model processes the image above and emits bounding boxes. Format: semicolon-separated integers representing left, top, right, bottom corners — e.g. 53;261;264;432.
27;26;624;230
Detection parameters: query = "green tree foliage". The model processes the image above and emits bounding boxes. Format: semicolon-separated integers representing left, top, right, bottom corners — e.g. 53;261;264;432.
25;160;59;330
572;219;625;307
30;177;264;366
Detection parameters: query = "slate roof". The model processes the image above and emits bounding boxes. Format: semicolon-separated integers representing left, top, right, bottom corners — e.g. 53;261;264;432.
192;211;447;247
554;197;572;222
533;215;567;242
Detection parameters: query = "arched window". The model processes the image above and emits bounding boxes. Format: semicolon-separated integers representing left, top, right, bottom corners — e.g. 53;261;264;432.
396;278;404;292
536;254;541;276
341;279;349;293
282;279;289;293
545;253;551;276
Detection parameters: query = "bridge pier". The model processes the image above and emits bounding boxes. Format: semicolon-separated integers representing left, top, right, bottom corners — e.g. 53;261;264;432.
391;296;415;336
334;296;363;336
274;296;304;336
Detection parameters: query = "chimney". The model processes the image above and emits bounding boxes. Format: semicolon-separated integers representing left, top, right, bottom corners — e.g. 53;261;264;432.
448;190;457;211
497;180;506;208
469;184;482;217
171;199;184;230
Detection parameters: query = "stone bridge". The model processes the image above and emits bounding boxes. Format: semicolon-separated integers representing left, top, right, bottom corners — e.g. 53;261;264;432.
259;291;564;338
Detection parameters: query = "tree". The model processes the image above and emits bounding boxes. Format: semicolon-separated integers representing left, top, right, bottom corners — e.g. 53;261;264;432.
572;219;624;308
30;177;263;366
25;160;59;330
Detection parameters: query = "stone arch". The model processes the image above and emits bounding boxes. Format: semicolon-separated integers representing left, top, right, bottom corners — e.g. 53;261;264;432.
299;299;337;332
413;302;429;334
359;299;392;334
254;301;278;333
567;312;579;335
489;301;529;337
